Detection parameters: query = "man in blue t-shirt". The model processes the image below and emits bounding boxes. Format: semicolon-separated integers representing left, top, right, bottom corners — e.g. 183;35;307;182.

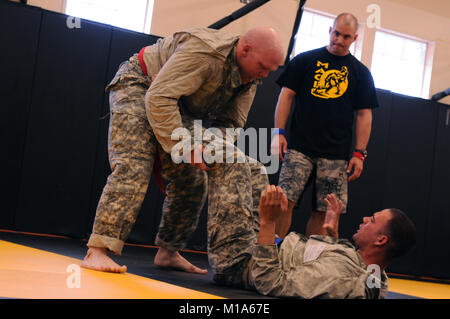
271;13;379;238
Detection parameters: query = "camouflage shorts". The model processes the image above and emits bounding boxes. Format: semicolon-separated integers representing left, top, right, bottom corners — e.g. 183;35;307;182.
278;149;348;214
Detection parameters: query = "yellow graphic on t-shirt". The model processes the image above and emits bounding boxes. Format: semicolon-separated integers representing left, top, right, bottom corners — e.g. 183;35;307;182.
311;60;349;99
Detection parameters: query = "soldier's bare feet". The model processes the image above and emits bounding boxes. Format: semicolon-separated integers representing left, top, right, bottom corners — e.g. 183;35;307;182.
81;247;127;273
154;247;208;275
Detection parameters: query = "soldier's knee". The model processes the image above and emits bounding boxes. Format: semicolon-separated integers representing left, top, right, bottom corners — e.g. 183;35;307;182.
109;158;152;186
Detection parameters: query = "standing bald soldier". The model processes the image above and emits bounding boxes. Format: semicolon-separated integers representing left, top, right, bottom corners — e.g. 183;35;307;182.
81;27;285;273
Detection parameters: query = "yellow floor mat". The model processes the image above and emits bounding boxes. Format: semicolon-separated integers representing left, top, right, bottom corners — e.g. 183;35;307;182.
2;238;449;299
0;240;223;299
388;277;450;299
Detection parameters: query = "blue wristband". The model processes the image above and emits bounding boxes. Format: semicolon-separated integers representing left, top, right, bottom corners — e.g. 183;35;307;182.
272;128;286;137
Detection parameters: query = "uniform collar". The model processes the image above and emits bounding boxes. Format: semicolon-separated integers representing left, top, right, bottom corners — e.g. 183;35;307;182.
229;45;242;89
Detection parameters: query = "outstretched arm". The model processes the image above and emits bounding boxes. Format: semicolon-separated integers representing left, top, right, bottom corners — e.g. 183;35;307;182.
252;190;359;298
270;87;295;160
322;194;344;238
347;109;372;181
258;185;288;245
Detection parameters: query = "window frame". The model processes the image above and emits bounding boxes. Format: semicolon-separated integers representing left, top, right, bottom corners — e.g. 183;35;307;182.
63;0;154;34
371;27;434;99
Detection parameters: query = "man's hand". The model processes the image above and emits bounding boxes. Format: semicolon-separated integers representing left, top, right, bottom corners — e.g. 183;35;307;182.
347;156;363;181
270;134;288;161
190;144;210;171
258;185;288;245
259;185;288;224
322;194;343;238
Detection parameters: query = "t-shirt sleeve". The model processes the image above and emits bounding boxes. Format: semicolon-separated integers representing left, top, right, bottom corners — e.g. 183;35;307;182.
276;54;305;93
354;66;379;110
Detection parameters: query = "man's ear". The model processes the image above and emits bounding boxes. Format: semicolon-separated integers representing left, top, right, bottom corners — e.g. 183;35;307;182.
375;234;389;247
241;44;251;57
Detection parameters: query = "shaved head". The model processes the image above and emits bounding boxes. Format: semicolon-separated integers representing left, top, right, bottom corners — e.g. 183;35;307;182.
328;12;359;56
334;13;359;33
236;26;285;84
241;26;285;63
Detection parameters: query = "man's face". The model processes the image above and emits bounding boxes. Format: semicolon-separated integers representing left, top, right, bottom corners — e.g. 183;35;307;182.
328;21;358;56
237;46;281;84
353;209;392;249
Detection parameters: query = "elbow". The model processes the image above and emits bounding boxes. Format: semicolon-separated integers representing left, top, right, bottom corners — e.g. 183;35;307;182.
357;109;372;119
356;109;373;127
282;87;296;102
251;268;287;297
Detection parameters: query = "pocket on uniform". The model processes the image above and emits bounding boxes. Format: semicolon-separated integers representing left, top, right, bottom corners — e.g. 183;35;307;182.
105;61;129;92
109;113;154;160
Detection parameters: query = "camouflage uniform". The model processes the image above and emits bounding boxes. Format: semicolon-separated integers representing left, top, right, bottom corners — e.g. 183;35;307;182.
207;160;389;298
87;28;258;255
208;160;267;290
87;58;158;254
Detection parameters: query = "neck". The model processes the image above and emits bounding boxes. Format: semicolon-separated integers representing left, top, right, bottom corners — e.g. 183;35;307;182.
235;38;250;84
326;45;349;57
358;248;388;272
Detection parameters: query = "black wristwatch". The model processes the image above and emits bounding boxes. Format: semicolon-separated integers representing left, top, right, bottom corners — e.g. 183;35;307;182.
355;149;368;159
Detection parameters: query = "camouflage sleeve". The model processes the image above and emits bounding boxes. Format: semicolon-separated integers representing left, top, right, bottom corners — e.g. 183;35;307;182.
211;84;257;140
251;245;367;298
224;84;257;129
364;271;389;299
145;51;213;154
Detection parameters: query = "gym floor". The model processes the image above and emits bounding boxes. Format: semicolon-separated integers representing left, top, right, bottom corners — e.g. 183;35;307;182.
0;230;449;299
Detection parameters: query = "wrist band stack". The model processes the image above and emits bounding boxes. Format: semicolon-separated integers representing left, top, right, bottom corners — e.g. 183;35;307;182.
353;151;365;161
272;128;286;137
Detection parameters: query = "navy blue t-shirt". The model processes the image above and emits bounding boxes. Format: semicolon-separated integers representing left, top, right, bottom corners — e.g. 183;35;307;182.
276;47;379;160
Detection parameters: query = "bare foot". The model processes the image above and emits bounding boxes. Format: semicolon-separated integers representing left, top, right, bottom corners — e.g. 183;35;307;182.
81;247;127;273
154;248;207;275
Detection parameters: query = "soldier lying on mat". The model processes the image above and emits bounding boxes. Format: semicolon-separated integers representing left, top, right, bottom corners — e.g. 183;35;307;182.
206;161;416;298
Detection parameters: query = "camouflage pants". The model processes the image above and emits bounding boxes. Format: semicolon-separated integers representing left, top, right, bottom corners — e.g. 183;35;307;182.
278;149;348;213
207;160;268;289
87;56;206;255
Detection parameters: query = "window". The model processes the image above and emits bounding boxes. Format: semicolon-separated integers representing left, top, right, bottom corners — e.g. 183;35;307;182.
65;0;154;34
294;9;361;59
371;30;429;98
371;30;431;98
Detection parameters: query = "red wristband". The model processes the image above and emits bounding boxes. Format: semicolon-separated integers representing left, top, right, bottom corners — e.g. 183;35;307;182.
353;152;365;161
